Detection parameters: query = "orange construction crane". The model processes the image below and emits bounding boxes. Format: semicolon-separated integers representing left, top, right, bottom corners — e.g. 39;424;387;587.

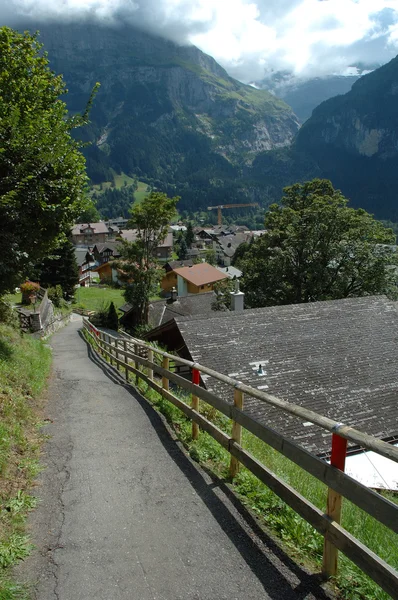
207;203;259;225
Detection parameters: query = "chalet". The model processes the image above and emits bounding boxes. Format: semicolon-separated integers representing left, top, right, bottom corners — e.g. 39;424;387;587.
164;259;194;272
92;242;122;265
71;222;114;245
145;295;398;460
213;232;251;266
161;262;227;296
119;230;173;260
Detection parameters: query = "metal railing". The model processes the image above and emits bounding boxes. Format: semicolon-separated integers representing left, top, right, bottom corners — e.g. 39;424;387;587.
82;318;398;598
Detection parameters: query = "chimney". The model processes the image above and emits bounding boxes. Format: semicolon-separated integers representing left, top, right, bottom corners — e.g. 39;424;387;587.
230;280;244;312
167;287;178;304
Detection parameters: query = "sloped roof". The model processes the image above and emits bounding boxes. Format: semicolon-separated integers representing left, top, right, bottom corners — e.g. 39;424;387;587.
215;233;251;257
216;266;242;279
119;230;173;248
173;263;227;286
148;292;218;327
162;296;398;455
72;222;110;235
93;242;122;255
166;259;194;271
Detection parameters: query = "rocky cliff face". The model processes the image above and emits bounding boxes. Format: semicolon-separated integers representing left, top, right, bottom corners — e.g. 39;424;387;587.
29;23;298;210
294;56;398;219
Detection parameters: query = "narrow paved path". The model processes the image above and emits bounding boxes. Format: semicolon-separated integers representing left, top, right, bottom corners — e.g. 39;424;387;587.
19;318;333;600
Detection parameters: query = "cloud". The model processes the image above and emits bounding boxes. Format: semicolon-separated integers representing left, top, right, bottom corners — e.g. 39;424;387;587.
2;0;398;81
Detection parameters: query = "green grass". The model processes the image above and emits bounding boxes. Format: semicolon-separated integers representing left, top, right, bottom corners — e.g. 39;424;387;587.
133;181;149;204
74;287;126;312
0;324;52;597
91;171;148;198
3;294;21;307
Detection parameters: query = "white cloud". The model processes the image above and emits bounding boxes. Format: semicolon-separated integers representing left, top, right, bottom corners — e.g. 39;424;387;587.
3;0;398;80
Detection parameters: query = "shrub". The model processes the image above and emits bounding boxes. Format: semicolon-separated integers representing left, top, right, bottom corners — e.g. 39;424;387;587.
107;302;119;331
47;285;63;307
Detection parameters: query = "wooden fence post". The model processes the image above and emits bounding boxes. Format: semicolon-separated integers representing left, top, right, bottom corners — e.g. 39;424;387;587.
162;357;169;391
134;344;139;384
123;340;129;380
116;339;120;371
322;433;348;579
192;368;200;440
230;388;244;478
148;348;154;381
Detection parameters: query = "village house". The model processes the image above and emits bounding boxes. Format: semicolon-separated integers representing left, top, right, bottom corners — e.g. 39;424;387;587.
213;232;251;266
71;222;115;245
161;262;227;296
91;242;121;265
119;290;218;331
119;230;173;260
145;295;398;475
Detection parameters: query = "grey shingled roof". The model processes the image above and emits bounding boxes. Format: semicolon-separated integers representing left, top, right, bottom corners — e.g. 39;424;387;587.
149;292;218;327
175;296;398;455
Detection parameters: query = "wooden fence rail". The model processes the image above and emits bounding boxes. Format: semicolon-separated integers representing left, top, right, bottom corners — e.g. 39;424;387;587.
82;319;398;599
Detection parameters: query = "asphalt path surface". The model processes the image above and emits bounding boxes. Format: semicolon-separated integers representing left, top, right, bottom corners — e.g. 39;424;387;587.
18;316;334;600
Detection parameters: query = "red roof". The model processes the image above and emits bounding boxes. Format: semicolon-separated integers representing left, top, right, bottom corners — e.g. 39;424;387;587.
173;263;227;286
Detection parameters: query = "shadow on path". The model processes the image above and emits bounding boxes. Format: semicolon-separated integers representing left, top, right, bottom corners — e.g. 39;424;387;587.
82;333;333;600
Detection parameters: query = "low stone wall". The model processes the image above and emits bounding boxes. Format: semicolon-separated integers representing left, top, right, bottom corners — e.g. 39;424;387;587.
32;312;72;339
17;287;54;333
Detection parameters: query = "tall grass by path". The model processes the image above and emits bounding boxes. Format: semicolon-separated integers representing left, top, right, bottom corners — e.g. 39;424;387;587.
0;324;52;598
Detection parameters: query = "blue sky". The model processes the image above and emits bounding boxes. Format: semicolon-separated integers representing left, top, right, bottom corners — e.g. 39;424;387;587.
4;0;398;81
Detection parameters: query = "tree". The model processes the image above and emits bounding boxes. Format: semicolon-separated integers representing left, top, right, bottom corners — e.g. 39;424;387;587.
0;27;98;295
37;235;79;298
241;179;397;308
114;191;179;326
211;278;235;311
177;237;188;260
107;302;119;331
205;248;217;265
185;222;195;248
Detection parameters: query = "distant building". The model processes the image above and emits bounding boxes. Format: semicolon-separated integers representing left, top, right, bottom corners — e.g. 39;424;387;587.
71;222;114;245
216;265;242;279
119;230;173;260
213;232;251;266
120;291;218;331
161;262;227;296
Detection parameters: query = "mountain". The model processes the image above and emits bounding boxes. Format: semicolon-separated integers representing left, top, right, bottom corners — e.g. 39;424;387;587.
258;72;362;123
295;55;398;220
28;23;299;212
258;65;380;124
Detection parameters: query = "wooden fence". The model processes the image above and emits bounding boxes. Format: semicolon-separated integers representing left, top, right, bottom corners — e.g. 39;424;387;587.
82;318;398;599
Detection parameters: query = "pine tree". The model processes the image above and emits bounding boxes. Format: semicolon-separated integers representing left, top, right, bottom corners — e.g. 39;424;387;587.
38;235;79;298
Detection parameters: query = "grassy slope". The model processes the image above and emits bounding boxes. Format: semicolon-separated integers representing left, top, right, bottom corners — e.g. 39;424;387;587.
74;287;126;312
0;325;52;598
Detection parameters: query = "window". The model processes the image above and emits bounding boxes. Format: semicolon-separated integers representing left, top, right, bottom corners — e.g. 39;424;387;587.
201;285;204;289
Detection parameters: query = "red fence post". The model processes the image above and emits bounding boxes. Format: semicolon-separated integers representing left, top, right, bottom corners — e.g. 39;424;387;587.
322;431;348;579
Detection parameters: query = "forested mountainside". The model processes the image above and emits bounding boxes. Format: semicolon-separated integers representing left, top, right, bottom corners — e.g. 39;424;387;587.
294;55;398;220
27;23;299;213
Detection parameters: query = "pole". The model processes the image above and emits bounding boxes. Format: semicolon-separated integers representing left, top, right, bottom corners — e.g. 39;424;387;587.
230;389;244;478
322;433;348;578
192;368;200;440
